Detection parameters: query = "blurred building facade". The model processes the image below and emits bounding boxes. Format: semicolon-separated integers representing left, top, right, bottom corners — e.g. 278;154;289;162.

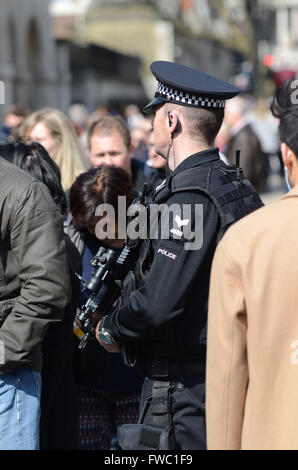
50;0;253;110
51;0;149;111
258;0;298;86
258;0;298;66
80;0;251;99
238;0;298;94
0;0;62;119
2;0;294;119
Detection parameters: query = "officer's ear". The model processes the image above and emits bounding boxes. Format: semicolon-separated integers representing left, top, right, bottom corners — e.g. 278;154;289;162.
167;111;181;136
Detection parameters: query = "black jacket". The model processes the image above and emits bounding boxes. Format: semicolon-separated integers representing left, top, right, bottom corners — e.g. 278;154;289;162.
104;148;262;363
104;150;220;361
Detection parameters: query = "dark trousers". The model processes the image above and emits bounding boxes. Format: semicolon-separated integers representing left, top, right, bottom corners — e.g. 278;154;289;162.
139;376;206;450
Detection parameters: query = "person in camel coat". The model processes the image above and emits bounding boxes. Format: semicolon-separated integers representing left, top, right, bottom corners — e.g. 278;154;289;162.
206;86;298;450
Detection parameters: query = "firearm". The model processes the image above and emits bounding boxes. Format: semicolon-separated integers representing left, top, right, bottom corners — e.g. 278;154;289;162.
76;185;148;360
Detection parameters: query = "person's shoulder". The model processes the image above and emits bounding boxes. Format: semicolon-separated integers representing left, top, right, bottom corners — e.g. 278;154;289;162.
161;184;218;223
166;187;211;205
131;158;160;193
132;158;156;175
0;157;35;202
131;158;145;171
0;157;57;212
133;158;162;176
221;198;284;250
0;156;34;188
237;122;260;141
236;195;287;229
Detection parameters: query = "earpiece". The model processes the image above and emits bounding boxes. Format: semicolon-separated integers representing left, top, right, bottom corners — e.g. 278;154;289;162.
168;112;173;127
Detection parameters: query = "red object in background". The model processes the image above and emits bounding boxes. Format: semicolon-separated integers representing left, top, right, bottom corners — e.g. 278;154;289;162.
273;69;297;87
180;0;192;11
263;54;275;68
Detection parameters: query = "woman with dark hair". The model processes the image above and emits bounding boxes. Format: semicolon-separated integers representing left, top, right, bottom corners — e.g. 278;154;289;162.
0;140;81;450
68;164;131;250
67;165;142;451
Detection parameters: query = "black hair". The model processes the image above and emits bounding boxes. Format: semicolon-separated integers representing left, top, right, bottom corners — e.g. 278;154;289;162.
271;81;298;159
0;140;67;215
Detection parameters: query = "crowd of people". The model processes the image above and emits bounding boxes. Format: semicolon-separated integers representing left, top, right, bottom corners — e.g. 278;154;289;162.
0;59;296;451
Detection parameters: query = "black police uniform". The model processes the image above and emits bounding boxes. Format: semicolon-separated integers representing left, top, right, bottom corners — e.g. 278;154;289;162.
100;62;264;450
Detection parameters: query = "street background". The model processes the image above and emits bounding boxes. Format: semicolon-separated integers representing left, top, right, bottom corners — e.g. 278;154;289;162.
1;0;297;201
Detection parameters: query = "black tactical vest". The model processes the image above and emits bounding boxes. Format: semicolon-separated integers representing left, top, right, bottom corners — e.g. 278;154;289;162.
153;159;264;242
130;159;264;289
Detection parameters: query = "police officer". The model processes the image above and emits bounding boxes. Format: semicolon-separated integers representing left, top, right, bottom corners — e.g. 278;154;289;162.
95;61;264;450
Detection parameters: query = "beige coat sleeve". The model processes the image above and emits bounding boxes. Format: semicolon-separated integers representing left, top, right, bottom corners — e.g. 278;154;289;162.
206;236;248;450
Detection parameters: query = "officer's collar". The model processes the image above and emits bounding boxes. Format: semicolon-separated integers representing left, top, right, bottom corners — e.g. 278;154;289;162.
153;148;220;202
171;147;220;176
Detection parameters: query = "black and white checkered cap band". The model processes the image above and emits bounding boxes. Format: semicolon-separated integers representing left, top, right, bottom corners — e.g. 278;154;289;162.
156;81;225;109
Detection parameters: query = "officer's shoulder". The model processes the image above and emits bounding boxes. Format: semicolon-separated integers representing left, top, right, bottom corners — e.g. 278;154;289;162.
159;180;220;229
165;188;215;209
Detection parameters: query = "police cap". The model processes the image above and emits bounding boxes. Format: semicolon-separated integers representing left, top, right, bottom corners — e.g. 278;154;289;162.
143;61;239;113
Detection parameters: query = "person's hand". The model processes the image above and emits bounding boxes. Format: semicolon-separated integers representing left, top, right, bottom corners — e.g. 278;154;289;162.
75;308;82;328
75;308;104;329
95;320;120;353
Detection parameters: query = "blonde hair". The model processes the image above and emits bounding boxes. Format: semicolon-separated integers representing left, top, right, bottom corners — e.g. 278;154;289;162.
19;108;89;190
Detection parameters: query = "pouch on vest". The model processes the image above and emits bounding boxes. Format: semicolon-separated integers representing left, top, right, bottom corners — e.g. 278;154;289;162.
118;380;176;450
117;423;175;451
